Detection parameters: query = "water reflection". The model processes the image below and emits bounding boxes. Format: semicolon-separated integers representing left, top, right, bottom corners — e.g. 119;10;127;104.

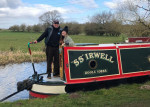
0;62;46;102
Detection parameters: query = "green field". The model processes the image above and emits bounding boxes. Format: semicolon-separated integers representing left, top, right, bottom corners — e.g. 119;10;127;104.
0;30;124;52
1;80;150;107
0;31;43;52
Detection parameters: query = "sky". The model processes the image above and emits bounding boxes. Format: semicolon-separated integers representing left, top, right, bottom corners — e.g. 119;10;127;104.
0;0;121;29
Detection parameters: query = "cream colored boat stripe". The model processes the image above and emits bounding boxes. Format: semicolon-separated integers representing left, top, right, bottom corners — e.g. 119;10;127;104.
32;84;66;94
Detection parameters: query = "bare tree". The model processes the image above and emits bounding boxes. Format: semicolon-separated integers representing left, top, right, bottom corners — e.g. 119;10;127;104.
116;0;150;29
27;26;32;32
90;11;113;24
33;24;42;32
20;24;26;32
88;11;122;36
39;10;63;27
9;25;20;32
136;0;150;29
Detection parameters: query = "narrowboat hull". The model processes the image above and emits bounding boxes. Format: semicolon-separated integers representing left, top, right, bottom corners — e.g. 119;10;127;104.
29;42;150;98
29;76;66;98
29;84;66;98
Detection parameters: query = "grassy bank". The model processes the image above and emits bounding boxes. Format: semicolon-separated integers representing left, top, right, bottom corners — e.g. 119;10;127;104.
0;51;46;65
0;30;124;65
1;80;150;107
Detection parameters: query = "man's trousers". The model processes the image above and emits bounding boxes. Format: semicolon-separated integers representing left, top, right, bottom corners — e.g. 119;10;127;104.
46;46;59;75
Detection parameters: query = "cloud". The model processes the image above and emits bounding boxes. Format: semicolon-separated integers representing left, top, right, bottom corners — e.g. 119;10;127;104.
104;0;126;9
0;4;68;18
0;0;93;28
0;0;23;9
69;0;98;8
104;0;145;9
104;1;117;9
0;2;69;28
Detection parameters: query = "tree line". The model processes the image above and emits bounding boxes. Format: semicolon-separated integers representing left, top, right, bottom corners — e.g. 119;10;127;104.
9;0;150;37
9;24;44;33
9;22;83;35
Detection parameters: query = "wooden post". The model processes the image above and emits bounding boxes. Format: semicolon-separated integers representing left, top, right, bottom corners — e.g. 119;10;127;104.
59;46;64;80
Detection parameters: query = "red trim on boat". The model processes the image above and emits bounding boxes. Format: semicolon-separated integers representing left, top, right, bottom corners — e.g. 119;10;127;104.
117;47;123;76
63;44;150;84
29;91;50;98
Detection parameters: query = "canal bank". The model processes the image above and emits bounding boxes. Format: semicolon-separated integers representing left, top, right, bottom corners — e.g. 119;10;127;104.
0;51;46;66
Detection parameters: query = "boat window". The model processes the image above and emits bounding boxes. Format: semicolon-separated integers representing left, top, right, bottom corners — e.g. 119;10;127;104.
89;60;97;69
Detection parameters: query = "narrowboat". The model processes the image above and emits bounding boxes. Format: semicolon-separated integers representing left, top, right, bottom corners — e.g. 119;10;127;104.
126;37;150;43
29;42;150;98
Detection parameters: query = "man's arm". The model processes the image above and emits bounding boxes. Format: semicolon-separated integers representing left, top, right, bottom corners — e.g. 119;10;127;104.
36;28;48;42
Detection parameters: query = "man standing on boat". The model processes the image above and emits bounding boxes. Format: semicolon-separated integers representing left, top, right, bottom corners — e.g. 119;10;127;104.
34;20;61;79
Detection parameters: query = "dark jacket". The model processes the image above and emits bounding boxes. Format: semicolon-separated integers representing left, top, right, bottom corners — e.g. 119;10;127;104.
37;26;61;47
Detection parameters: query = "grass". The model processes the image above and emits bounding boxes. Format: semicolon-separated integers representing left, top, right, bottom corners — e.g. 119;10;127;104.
71;35;123;44
1;80;150;107
0;30;44;52
0;30;124;65
0;30;123;52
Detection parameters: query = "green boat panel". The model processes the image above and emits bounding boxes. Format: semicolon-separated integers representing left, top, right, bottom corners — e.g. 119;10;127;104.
68;49;119;79
120;47;150;74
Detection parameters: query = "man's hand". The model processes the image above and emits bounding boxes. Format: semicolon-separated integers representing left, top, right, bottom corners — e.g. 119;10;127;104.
34;40;38;44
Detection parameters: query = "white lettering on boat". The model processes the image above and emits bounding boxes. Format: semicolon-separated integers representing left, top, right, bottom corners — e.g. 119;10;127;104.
84;69;107;75
71;52;114;67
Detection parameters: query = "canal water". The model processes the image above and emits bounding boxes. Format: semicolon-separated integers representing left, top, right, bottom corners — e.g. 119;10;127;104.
0;62;46;102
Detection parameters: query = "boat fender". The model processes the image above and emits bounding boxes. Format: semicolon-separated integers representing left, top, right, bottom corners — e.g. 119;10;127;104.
17;79;35;91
